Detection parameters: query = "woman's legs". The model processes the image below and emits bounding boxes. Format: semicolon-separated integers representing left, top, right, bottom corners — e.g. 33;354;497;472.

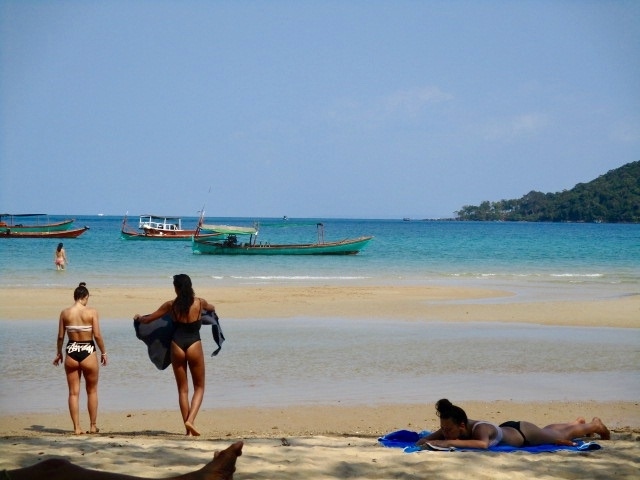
64;358;82;435
171;342;191;430
518;417;610;446
542;417;610;440
82;354;100;433
171;340;205;436
184;341;205;435
8;441;243;480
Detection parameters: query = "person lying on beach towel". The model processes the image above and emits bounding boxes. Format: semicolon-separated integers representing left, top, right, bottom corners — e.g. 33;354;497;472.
415;398;610;450
2;441;242;480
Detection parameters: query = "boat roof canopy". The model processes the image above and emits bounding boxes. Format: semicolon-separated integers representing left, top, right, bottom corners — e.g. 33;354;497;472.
139;214;183;220
200;224;258;235
1;213;48;217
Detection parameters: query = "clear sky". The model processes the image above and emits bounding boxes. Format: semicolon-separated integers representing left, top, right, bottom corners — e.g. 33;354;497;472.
1;1;638;219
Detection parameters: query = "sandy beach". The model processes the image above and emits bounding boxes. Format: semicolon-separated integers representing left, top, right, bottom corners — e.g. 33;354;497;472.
1;285;639;479
2;284;639;327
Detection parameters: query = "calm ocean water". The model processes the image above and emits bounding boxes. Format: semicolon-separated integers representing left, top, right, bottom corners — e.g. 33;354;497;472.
1;216;639;413
1;215;639;297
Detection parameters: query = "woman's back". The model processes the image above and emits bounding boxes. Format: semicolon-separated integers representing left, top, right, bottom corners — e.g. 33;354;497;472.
62;304;96;341
173;298;202;324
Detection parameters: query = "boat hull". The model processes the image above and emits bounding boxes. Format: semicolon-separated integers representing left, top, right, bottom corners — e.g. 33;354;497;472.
0;218;75;232
192;236;373;255
120;229;201;241
1;226;89;238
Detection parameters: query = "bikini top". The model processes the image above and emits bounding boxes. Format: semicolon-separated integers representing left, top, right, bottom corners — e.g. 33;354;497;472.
471;421;503;447
65;324;93;332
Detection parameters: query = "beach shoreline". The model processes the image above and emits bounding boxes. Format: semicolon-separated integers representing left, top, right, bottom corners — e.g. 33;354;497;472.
1;401;638;480
2;400;639;439
1;284;638;328
2;283;639;479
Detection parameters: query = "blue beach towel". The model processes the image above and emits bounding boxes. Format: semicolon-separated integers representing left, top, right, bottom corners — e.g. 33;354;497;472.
378;430;601;454
134;310;225;370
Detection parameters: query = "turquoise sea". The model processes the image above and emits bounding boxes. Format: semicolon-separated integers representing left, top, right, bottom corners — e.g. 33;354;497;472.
2;215;639;296
1;216;639;414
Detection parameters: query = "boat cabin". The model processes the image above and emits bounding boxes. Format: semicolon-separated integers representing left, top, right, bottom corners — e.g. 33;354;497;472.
138;215;183;232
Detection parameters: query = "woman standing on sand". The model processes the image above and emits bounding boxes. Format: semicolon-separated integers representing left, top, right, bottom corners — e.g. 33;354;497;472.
417;399;610;449
54;243;68;270
134;274;216;436
54;282;108;434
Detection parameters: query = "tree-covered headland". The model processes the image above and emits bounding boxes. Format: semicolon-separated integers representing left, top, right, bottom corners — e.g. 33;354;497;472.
455;161;640;223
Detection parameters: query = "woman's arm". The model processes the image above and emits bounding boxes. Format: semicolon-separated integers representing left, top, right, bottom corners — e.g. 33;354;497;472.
91;310;108;366
416;429;445;445
426;437;491;449
53;313;65;365
425;424;494;449
200;298;216;312
134;300;173;324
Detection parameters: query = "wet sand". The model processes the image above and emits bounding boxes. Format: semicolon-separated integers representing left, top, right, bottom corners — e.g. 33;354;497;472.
1;285;638;479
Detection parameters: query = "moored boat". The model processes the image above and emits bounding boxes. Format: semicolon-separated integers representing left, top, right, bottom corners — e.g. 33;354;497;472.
0;214;75;233
1;225;89;238
192;222;373;255
120;213;217;240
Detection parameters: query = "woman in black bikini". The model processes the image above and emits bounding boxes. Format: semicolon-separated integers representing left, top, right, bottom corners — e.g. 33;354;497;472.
417;399;611;450
53;282;108;435
134;274;217;436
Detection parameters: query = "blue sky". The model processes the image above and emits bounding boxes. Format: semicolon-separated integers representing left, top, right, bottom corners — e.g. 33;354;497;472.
1;1;638;219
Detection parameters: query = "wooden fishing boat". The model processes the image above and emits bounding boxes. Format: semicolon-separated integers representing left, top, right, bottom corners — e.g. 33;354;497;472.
120;213;219;240
1;225;89;238
0;214;75;233
192;223;373;255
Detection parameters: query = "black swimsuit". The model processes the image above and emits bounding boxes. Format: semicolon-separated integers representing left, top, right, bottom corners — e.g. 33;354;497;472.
499;421;531;446
66;340;96;362
172;320;202;351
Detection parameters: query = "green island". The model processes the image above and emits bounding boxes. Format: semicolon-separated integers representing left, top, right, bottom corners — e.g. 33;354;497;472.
455;160;639;223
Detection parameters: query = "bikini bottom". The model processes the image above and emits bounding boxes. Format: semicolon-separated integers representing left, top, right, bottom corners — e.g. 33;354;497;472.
499;420;531;446
66;341;96;362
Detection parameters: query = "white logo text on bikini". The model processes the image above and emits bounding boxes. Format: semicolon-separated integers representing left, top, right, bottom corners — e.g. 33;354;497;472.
67;342;95;354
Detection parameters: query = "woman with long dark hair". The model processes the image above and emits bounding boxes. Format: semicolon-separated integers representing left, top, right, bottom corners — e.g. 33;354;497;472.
134;274;216;436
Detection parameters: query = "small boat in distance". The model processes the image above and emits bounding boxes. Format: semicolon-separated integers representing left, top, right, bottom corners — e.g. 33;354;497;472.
120;212;217;240
192;222;373;255
0;213;75;233
1;225;89;238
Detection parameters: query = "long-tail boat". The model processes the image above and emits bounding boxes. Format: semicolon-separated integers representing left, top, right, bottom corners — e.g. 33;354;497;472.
0;213;75;233
120;212;221;240
1;225;89;238
192;222;373;255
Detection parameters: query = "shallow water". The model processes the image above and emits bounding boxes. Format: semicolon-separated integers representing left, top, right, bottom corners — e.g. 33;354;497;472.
1;218;639;414
1;318;638;414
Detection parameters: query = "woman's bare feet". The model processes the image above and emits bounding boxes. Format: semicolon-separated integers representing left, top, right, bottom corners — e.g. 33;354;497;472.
183;441;243;480
592;417;610;440
185;421;201;436
88;424;100;434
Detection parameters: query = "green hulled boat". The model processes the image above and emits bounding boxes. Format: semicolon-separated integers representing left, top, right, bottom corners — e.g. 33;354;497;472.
0;214;75;233
192;223;373;255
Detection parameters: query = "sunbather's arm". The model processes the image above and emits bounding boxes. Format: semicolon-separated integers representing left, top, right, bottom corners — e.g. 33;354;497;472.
423;438;491;449
416;429;444;446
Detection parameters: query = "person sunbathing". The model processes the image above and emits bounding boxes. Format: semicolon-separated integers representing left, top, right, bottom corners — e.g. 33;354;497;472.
3;441;243;480
417;399;610;450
